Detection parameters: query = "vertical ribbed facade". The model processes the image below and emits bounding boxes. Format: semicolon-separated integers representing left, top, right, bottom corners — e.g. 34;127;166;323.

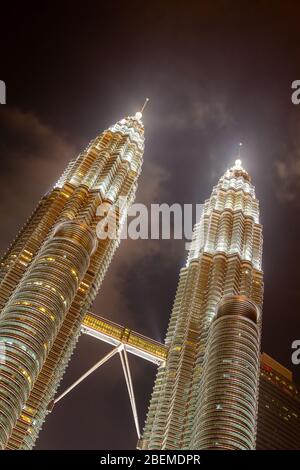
140;160;264;450
190;295;260;449
0;112;145;449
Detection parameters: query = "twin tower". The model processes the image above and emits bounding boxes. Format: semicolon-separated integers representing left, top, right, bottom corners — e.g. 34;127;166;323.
0;108;263;450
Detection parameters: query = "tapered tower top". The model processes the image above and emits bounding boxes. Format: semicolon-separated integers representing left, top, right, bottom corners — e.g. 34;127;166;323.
224;152;251;182
112;99;149;137
108;102;149;150
224;143;251;182
228;159;251;182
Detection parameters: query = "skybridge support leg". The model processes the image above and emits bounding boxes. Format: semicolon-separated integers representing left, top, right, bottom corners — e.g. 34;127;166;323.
48;344;141;440
119;346;141;439
49;345;121;410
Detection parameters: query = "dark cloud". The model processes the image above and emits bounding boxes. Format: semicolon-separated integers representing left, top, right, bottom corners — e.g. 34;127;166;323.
0;107;77;248
152;84;234;132
275;140;300;202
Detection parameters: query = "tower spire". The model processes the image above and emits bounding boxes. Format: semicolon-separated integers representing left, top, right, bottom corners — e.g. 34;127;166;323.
235;142;243;168
135;98;149;121
141;97;149;113
238;141;243;158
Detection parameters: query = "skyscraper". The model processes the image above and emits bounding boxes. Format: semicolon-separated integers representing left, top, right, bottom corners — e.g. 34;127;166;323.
140;159;264;450
256;353;300;449
0;110;145;450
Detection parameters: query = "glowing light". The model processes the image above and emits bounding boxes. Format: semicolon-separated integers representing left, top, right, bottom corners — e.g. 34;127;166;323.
234;159;242;169
135;111;142;120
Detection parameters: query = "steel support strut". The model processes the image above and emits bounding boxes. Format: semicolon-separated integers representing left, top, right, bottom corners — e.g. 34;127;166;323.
53;345;121;406
50;343;141;439
119;346;141;439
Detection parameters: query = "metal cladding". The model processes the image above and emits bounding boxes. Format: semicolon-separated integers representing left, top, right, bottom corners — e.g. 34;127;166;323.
190;295;260;450
140;160;264;450
0;112;145;449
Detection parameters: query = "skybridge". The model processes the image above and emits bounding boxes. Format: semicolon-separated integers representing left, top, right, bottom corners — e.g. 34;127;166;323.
81;312;167;366
49;312;168;440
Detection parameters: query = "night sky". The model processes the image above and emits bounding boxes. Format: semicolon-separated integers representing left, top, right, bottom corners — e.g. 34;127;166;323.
1;1;300;449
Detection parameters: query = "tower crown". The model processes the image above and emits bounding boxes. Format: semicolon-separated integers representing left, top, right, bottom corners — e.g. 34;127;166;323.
117;98;149;130
109;110;146;150
224;158;251;182
234;158;243;169
224;143;251;182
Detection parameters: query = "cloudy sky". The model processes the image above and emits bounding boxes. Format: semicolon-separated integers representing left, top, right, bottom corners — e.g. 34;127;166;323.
1;1;300;449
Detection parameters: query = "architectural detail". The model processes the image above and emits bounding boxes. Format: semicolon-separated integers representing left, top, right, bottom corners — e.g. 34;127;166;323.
139;160;264;449
0;110;145;449
256;353;300;449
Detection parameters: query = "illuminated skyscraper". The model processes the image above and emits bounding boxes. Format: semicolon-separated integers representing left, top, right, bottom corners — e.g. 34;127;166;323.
0;109;146;450
140;159;264;450
256;353;300;449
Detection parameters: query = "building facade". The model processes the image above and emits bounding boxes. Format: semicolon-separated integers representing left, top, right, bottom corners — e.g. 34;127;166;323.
0;111;145;449
257;353;300;449
140;159;264;450
190;295;260;449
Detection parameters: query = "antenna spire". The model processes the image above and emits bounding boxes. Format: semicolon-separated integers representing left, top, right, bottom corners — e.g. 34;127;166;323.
238;142;243;159
141;97;149;113
234;142;243;169
134;98;149;121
